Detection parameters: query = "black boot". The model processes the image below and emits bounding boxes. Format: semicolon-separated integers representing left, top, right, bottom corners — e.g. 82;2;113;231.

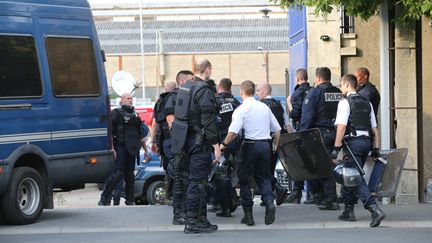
184;213;216;234
275;184;288;206
98;195;109;206
216;201;231;217
240;208;255;226
367;204;385;227
173;205;186;225
199;215;218;232
264;200;276;225
317;200;340;210
338;204;356;221
230;194;240;212
286;189;302;204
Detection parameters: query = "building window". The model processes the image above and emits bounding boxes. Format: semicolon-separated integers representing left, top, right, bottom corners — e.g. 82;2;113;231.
0;35;42;98
46;37;100;97
340;7;355;33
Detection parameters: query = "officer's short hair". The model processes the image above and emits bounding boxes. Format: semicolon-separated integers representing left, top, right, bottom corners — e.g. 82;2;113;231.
296;69;308;81
241;80;255;96
315;67;331;81
342;74;358;89
176;70;194;84
356;67;370;79
219;78;232;91
195;59;212;75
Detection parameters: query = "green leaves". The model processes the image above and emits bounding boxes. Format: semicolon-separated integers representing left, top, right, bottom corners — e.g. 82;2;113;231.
270;0;432;22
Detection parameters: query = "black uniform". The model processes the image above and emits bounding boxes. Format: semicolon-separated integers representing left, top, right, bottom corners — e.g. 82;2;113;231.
357;80;380;119
299;82;342;210
290;82;311;130
286;82;311;203
99;105;144;206
261;97;288;205
213;92;240;216
171;77;219;234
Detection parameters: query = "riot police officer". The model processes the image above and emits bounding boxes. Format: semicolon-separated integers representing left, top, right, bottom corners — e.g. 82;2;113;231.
332;74;385;227
256;82;290;206
171;59;221;234
221;80;281;226
98;92;145;206
286;68;311;203
213;78;241;217
354;67;383;195
154;74;193;225
299;67;342;210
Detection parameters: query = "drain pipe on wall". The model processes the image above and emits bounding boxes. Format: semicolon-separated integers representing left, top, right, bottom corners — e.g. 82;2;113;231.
380;1;391;205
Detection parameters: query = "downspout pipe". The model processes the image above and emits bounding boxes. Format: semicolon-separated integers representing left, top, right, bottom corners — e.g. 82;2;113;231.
380;1;391;150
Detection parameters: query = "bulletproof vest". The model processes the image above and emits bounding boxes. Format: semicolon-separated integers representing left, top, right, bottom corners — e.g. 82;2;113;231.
262;98;287;134
113;106;142;155
154;91;172;124
217;93;239;137
187;80;212;129
346;94;372;135
317;83;342;123
174;80;195;121
358;81;380;117
291;82;311;124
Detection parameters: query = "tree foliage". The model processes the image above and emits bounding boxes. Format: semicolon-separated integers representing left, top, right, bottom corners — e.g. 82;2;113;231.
270;0;432;21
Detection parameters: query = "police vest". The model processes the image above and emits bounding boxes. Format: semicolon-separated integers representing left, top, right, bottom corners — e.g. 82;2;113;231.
346;94;372;135
317;84;343;123
262;98;287;134
113;106;142;155
217;93;239;137
291;83;311;123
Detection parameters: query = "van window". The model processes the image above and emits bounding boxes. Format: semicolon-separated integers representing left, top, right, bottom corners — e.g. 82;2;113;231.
0;35;42;98
46;37;100;96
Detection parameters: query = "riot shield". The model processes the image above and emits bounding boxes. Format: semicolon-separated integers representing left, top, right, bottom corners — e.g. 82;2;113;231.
277;128;333;181
371;148;408;197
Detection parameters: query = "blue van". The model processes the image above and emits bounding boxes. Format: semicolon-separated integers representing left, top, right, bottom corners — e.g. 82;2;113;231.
0;0;114;224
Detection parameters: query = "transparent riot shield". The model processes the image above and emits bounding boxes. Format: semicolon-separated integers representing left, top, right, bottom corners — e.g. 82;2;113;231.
277;128;334;181
370;148;408;197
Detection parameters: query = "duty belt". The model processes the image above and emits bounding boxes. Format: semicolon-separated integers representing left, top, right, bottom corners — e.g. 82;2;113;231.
244;139;272;144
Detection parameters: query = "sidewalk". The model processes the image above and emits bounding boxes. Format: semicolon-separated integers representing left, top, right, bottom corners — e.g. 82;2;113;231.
46;184;432;232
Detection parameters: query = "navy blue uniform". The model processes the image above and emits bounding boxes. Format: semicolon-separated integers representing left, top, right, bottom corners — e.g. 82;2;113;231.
299;82;342;208
290;82;311;130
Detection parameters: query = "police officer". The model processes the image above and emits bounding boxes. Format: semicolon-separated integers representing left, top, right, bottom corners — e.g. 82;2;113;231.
171;59;221;234
256;82;290;206
98;92;145;206
299;67;341;210
354;67;380;119
286;68;311;203
213;78;241;217
221;80;281;226
153;73;193;225
354;67;383;195
332;74;385;227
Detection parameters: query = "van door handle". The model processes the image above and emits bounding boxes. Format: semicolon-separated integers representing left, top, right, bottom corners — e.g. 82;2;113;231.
99;114;109;122
0;104;32;110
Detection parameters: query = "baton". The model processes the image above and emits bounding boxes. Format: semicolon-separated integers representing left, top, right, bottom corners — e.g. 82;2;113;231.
342;138;365;175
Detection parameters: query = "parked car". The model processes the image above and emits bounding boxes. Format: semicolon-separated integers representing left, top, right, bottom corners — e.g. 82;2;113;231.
134;150;166;205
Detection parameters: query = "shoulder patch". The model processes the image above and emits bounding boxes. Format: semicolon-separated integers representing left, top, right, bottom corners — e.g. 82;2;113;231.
304;98;309;105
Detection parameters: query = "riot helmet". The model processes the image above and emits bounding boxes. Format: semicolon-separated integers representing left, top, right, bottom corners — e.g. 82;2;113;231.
333;162;362;187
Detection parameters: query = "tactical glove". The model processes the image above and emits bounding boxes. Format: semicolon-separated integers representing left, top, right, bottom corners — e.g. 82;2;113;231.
331;146;342;160
371;148;381;158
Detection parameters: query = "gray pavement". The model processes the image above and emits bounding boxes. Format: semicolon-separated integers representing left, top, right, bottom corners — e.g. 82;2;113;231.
1;184;432;235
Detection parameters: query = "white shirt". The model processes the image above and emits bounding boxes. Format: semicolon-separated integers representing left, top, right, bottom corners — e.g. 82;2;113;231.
265;95;290;127
335;92;377;137
228;97;281;140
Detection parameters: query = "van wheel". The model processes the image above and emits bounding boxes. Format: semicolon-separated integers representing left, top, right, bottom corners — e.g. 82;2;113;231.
146;181;165;205
1;167;45;225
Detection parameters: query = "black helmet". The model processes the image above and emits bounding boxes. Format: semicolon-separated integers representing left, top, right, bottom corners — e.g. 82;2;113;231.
333;162;362;187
